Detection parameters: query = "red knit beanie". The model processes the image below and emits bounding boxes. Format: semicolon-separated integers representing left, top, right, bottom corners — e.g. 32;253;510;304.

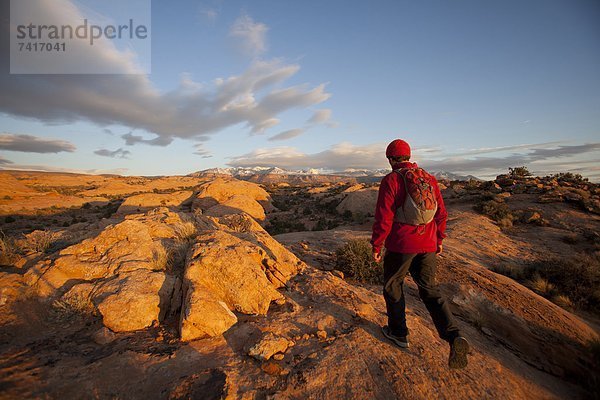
385;139;411;158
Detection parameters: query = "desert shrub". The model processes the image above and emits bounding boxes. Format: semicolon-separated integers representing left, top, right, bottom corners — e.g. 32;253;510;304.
221;214;252;233
3;195;12;200
273;199;291;211
525;253;600;315
266;218;307;235
22;230;58;253
464;179;481;190
0;231;21;266
475;199;514;225
491;264;525;280
550;172;589;184
51;293;97;322
82;202;91;209
508;166;531;178
4;216;16;223
312;217;340;231
335;239;382;284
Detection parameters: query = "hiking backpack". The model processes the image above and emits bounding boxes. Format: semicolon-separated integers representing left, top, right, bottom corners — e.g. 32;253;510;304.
393;168;438;225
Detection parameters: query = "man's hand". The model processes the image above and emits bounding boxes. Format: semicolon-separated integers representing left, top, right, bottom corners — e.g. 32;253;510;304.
373;251;382;263
436;244;443;255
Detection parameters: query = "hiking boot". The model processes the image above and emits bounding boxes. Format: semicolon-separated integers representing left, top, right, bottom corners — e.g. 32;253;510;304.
381;326;409;348
449;336;469;369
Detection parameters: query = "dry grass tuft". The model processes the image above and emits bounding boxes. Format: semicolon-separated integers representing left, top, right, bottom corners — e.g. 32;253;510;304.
51;293;97;322
173;221;197;242
551;294;574;309
529;273;555;296
152;246;169;270
22;230;58;253
0;230;21;266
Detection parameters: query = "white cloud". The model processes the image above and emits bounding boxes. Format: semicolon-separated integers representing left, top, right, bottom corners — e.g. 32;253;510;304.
307;109;337;127
229;14;268;57
228;141;600;180
229;142;388;170
0;2;330;147
94;148;131;159
0;133;76;153
269;129;304;141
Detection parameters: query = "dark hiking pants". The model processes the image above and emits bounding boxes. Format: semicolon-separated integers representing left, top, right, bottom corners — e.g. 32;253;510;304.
383;251;461;342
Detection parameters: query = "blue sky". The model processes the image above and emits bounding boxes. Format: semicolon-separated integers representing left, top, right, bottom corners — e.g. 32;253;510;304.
0;0;599;179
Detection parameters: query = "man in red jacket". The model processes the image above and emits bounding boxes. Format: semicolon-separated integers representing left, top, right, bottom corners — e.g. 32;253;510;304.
371;139;469;369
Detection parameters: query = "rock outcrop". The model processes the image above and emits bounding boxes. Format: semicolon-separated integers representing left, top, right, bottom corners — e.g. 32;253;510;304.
335;187;378;216
204;194;266;220
116;191;194;215
180;214;304;341
192;177;272;212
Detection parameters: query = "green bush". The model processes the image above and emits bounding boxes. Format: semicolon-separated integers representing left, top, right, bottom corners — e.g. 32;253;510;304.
335;239;382;284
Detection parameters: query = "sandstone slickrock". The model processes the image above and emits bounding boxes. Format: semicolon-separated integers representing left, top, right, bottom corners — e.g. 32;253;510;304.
24;208;188;298
204;194;266;220
179;213;303;341
192;177;272;212
116;191;194;215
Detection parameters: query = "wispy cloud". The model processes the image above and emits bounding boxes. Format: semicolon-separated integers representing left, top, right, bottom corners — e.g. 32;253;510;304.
199;7;218;23
307;109;330;124
0;133;76;153
229;14;268;57
193;144;212;158
269;128;304;141
94;148;131;159
0;163;129;175
0;155;13;165
0;2;330;148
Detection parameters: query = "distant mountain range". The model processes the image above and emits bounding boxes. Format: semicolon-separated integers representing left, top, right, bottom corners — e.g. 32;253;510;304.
189;166;481;182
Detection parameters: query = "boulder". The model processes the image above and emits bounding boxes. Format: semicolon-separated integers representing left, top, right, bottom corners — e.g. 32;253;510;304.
63;269;178;332
116;191;194;214
93;270;177;332
205;194;266;220
180;288;238;341
248;333;292;361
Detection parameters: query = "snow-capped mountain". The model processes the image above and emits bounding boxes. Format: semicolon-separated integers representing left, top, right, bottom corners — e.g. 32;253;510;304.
430;170;482;181
190;167;480;181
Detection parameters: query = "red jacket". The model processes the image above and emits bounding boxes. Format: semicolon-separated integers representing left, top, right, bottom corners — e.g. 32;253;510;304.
371;162;447;254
